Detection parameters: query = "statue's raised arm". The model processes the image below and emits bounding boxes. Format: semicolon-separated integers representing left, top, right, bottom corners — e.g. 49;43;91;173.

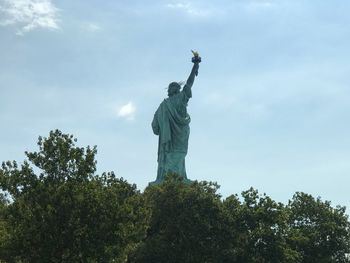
183;51;201;98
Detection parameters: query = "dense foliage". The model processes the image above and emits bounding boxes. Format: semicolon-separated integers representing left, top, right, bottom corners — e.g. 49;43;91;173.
0;130;349;262
130;177;230;263
0;130;148;262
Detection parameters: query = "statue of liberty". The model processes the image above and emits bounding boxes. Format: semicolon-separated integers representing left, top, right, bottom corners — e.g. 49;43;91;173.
151;51;201;184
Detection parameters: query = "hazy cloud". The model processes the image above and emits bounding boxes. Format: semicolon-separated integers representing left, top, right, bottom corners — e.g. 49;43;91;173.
166;2;211;17
117;102;136;120
244;0;275;13
81;22;100;32
0;0;59;35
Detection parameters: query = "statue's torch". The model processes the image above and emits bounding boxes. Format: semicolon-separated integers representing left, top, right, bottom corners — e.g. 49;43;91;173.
191;50;201;63
191;50;201;76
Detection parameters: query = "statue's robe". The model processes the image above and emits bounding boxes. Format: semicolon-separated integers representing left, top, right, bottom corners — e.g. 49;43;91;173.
151;85;192;182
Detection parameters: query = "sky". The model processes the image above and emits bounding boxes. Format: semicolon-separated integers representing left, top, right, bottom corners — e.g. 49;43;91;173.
0;0;349;210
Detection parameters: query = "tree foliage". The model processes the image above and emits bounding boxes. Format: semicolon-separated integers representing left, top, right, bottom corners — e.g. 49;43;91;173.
223;188;298;263
130;175;231;263
131;178;350;263
0;130;149;262
287;192;350;263
0;130;349;262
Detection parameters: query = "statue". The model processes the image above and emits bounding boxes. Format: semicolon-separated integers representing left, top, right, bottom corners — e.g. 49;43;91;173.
150;51;201;185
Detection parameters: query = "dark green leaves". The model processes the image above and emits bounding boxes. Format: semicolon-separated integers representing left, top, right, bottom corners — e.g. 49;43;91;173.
0;131;349;262
0;130;148;263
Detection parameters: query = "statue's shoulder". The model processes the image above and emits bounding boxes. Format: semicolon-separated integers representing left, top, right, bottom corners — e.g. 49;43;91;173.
161;98;169;106
163;95;183;108
156;99;168;111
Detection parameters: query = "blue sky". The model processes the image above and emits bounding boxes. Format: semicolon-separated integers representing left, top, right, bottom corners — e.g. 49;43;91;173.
1;0;349;209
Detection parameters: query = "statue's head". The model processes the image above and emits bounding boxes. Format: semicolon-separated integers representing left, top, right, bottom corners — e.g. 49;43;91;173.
168;82;181;97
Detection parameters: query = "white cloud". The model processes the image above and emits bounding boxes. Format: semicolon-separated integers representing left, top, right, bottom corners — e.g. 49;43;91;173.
166;2;210;17
0;0;60;35
117;102;136;120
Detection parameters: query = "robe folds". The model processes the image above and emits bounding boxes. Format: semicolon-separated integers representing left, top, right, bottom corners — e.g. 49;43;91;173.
152;87;192;182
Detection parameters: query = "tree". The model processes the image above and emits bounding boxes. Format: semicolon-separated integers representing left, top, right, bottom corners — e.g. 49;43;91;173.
0;130;149;262
287;192;350;263
0;193;10;261
128;176;350;263
223;188;301;263
1;130;350;262
130;174;232;263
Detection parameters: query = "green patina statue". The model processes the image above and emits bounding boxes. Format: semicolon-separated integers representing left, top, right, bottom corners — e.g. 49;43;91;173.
150;51;201;185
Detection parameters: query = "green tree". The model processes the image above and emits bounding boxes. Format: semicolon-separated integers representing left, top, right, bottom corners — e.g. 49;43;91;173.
224;188;301;263
287;192;350;263
130;174;232;263
0;130;149;262
130;178;350;263
1;130;350;262
0;193;10;261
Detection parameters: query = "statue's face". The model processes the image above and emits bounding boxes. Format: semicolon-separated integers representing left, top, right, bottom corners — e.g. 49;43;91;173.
168;82;181;97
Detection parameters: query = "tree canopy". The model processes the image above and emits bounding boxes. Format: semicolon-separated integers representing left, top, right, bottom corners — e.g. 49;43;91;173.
0;130;349;262
0;130;149;262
